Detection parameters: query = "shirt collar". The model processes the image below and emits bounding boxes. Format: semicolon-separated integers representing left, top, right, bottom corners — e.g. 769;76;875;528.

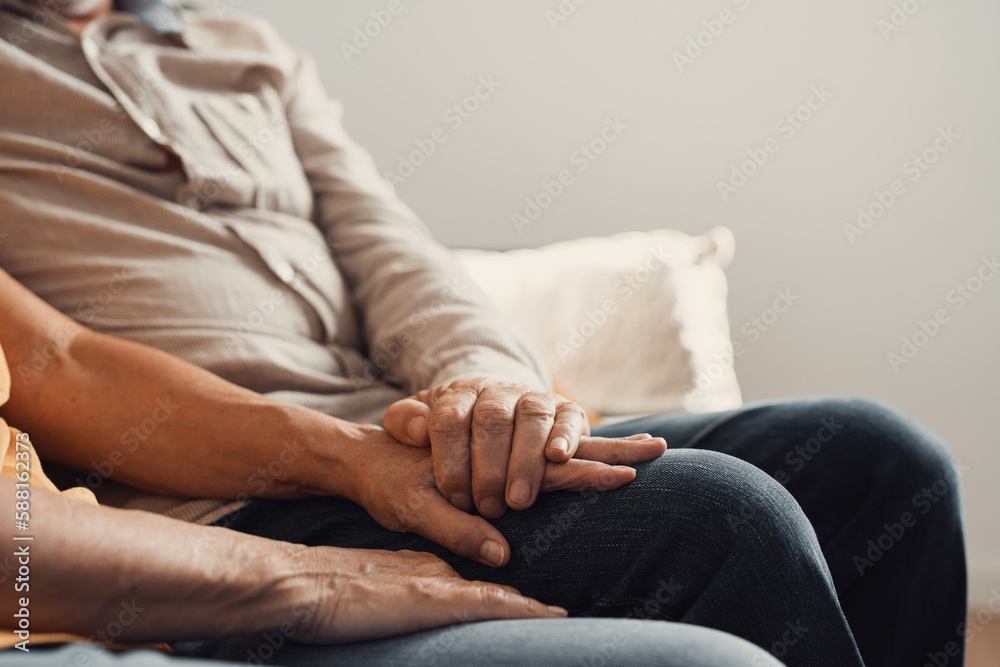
115;0;184;35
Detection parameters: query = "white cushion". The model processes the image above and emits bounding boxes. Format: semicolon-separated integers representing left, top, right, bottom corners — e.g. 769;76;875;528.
454;228;742;415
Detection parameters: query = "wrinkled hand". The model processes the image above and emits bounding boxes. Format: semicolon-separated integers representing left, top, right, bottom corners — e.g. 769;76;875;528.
289;546;567;644
384;377;666;517
339;425;663;567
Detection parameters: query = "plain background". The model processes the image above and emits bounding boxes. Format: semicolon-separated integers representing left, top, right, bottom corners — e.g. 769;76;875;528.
233;0;999;603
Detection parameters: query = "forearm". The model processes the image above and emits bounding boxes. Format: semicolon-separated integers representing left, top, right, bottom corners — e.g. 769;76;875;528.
0;475;303;642
11;328;369;500
332;223;551;393
0;272;363;500
17;331;359;498
314;171;550;393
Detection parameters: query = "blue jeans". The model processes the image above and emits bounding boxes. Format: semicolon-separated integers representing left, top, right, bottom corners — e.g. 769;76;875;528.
171;396;965;666
8;396;964;667
3;624;782;667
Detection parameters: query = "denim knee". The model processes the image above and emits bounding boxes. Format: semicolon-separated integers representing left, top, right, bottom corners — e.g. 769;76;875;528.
629;449;825;566
784;395;961;508
615;450;841;641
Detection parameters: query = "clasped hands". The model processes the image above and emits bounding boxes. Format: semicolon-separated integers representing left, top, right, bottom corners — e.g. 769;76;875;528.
270;377;669;642
347;377;666;568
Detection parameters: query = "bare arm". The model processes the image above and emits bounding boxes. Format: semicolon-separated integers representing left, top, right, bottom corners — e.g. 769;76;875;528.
0;265;361;501
0;267;651;566
0;474;564;643
0;274;569;642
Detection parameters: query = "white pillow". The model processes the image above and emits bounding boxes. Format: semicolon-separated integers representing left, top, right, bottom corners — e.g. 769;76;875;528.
454;228;741;415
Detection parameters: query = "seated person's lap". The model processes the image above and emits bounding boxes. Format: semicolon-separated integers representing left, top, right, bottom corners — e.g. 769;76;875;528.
173;395;966;665
9;621;782;667
171;395;962;666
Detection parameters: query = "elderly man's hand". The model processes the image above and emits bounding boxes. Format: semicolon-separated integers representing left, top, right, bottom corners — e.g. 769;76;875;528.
289;547;568;643
383;378;666;518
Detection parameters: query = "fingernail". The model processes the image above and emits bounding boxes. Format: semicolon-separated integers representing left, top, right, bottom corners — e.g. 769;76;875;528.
480;540;505;566
407;416;426;442
480;497;505;517
509;480;532;505
614;465;636;473
550;437;569;454
547;605;568;616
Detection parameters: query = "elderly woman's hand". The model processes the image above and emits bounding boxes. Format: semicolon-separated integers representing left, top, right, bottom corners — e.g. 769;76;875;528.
382;378;666;518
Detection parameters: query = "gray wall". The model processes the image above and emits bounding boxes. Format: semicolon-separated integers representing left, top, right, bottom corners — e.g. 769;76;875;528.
234;0;999;601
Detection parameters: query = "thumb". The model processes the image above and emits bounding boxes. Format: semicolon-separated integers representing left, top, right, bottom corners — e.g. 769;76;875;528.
406;487;512;567
384;397;432;446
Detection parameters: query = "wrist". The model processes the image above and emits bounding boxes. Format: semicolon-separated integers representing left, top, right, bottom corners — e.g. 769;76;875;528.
285;410;376;504
207;534;316;639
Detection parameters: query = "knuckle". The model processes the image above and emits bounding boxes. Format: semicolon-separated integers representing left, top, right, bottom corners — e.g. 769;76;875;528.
413;551;453;572
474;401;515;434
427;554;454;572
382;513;409;533
517;396;556;421
557;402;587;423
439;452;471;474
439;522;473;551
476;584;511;608
411;577;443;600
435;469;468;498
390;508;416;533
427;406;471;437
395;549;422;559
605;449;631;465
393;488;433;530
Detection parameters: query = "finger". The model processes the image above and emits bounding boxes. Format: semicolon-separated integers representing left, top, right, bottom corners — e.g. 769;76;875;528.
383;398;432;446
405;486;513;568
425;387;479;512
445;581;568;625
505;393;558;510
327;559;565;642
575;436;667;465
544;400;588;462
470;385;519;518
541;458;637;493
448;579;526;600
495;583;526;597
